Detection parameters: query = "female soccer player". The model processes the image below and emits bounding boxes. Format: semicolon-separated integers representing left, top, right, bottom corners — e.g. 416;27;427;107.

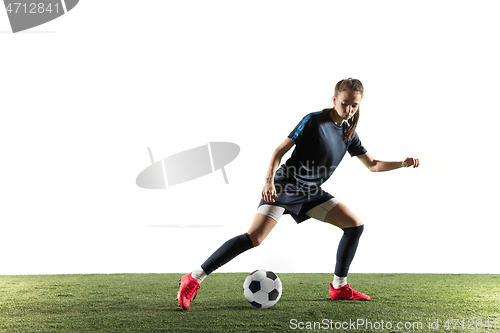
176;78;420;310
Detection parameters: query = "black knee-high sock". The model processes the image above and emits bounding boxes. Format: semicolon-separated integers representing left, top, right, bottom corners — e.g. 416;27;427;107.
201;233;254;275
334;225;364;277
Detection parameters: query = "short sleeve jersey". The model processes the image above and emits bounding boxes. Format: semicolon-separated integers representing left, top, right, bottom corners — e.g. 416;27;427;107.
280;111;367;190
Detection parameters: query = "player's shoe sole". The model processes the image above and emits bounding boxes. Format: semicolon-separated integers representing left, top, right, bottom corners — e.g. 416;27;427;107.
176;273;200;310
329;283;370;301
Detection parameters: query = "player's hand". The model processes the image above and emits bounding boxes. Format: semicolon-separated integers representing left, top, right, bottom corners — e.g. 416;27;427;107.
262;183;279;203
402;157;420;168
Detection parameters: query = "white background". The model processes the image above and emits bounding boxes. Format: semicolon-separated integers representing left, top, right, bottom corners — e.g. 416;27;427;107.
1;1;499;275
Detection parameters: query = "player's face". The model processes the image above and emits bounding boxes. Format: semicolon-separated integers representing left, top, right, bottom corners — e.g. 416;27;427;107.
333;90;362;120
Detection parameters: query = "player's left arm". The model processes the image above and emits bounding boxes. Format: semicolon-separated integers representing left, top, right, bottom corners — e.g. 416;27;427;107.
356;152;420;172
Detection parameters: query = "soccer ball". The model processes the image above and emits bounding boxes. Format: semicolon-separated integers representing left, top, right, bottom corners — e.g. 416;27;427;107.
243;269;282;308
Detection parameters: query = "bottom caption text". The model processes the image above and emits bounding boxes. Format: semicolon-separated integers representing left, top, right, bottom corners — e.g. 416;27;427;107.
290;318;498;330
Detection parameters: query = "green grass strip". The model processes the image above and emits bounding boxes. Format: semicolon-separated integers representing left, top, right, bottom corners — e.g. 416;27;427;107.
1;273;499;332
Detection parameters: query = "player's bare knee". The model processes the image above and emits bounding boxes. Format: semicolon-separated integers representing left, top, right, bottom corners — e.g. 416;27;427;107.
251;237;264;247
247;232;265;247
348;217;363;228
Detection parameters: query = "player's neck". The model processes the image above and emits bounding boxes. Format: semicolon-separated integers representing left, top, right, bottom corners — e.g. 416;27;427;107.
329;109;345;126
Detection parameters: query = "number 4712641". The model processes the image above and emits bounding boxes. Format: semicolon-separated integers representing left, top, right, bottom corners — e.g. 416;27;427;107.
5;3;60;14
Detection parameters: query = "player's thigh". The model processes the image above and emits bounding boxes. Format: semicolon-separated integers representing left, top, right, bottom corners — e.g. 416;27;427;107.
247;211;279;246
321;202;363;229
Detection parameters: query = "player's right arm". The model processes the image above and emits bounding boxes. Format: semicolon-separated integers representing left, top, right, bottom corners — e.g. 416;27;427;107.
262;138;295;203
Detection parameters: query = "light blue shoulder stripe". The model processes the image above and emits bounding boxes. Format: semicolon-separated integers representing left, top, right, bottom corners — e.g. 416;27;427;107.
290;112;318;141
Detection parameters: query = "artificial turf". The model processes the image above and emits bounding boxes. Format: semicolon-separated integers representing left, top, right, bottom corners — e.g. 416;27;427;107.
0;273;499;332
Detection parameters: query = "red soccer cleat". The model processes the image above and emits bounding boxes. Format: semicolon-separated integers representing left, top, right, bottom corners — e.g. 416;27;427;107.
176;273;200;310
329;283;371;301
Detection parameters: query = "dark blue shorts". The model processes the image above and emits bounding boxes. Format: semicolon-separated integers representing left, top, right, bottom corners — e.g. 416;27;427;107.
257;172;334;223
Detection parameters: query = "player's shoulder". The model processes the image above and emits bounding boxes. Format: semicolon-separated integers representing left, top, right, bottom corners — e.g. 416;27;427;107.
308;110;323;118
300;111;323;124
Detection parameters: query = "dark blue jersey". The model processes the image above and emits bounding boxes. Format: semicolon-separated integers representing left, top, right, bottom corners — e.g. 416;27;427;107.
279;111;367;190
